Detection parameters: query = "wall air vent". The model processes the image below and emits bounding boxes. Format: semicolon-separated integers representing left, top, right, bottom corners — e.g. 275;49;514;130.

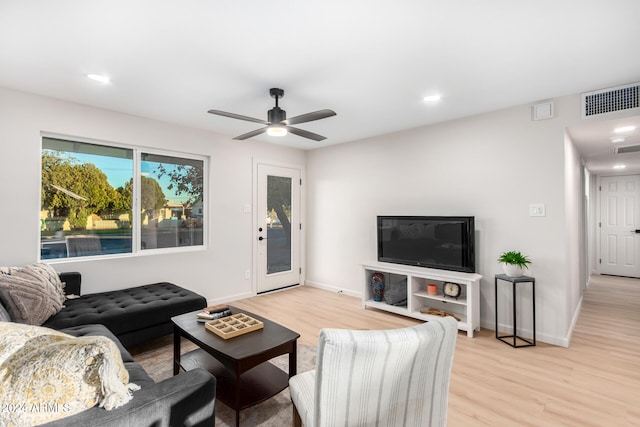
582;82;639;119
615;144;640;154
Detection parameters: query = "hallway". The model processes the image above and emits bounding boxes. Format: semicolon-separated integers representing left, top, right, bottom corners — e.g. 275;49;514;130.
563;274;640;425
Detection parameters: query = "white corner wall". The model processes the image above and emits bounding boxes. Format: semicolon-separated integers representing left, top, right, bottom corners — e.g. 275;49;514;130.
305;94;586;346
0;86;305;303
564;130;588;344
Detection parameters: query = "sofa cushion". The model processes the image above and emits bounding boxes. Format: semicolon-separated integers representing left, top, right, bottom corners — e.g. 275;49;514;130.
123;362;155;388
60;324;134;363
43;282;206;337
0;322;139;426
0;263;65;325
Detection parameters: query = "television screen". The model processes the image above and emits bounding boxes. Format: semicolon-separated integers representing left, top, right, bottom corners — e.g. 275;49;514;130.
377;216;475;273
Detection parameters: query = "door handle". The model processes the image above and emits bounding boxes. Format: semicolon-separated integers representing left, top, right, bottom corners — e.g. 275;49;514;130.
634;230;640;234
258;236;267;241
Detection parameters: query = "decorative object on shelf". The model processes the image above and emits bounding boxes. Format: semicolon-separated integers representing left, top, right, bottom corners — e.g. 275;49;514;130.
384;277;407;306
427;283;438;295
443;282;461;299
370;272;386;302
498;250;531;277
419;307;461;321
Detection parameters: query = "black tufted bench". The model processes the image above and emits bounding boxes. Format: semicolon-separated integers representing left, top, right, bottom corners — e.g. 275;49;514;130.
43;277;207;348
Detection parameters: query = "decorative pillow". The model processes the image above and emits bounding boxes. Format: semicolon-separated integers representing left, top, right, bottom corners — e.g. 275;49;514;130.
0;322;139;426
0;263;66;325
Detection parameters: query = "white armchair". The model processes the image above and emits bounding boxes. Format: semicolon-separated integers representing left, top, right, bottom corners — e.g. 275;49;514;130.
289;317;458;427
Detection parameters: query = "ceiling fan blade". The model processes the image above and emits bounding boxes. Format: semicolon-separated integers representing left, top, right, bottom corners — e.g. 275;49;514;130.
208;110;268;125
233;127;269;140
285;126;327;141
284;109;336;125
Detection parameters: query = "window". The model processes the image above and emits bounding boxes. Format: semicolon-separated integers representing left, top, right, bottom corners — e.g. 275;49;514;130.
41;137;205;260
140;153;204;250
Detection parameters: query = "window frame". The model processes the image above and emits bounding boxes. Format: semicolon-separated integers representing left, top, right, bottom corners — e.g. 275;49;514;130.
39;133;208;263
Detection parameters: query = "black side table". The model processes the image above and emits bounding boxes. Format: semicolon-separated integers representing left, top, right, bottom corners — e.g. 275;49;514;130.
495;274;536;348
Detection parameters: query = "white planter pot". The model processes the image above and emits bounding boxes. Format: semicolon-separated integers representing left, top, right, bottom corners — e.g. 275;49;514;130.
503;264;525;277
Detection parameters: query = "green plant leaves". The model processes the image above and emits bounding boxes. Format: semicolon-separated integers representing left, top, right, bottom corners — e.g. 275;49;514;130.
498;251;531;268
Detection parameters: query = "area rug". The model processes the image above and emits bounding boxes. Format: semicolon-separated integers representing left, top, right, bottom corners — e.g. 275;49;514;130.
131;336;316;426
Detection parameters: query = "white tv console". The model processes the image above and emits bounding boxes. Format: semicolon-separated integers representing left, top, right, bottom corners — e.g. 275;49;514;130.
362;262;482;337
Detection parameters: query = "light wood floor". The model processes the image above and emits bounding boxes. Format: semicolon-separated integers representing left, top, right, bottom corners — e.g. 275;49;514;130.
233;274;640;426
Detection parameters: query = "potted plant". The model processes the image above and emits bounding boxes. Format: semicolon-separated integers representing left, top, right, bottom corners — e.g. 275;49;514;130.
498;250;531;277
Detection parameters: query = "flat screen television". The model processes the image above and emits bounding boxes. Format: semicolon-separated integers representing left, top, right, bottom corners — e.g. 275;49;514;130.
377;216;475;273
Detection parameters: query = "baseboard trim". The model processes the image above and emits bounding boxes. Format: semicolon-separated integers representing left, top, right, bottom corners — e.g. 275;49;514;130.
207;291;253;306
307;280;572;347
304;280;361;298
479;318;569;347
565;294;583;347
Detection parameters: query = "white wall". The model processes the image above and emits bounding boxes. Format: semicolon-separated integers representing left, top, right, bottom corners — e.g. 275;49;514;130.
305;94;586;346
564;130;587;343
0;86;305;303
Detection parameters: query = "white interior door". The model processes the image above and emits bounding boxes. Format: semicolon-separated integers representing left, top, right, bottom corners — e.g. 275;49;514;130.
256;164;301;293
599;175;640;277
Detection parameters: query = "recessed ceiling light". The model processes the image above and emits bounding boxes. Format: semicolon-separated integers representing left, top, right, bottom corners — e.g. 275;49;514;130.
610;136;626;143
423;94;441;103
614;125;636;133
87;73;110;84
613;164;626;169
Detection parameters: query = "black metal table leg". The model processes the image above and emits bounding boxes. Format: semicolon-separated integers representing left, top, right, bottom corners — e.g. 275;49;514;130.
495;274;536;348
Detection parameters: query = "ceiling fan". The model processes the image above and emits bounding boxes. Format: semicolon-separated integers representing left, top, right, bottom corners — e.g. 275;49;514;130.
208;88;336;141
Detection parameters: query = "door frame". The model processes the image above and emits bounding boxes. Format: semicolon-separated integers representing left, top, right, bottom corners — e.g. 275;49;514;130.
252;159;306;295
595;173;640;277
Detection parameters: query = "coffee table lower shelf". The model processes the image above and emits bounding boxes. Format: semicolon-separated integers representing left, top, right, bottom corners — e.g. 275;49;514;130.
180;348;290;411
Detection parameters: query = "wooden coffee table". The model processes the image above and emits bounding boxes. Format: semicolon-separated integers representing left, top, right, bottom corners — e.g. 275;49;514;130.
172;307;300;427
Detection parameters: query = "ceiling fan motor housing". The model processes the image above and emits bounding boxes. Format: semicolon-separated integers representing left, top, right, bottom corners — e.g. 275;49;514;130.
268;107;286;123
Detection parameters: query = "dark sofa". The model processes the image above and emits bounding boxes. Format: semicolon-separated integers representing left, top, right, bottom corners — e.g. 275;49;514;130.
44;272;207;348
0;271;216;426
42;324;217;427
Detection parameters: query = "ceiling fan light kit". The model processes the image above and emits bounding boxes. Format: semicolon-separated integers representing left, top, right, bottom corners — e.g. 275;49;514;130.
267;126;287;137
208;88;336;142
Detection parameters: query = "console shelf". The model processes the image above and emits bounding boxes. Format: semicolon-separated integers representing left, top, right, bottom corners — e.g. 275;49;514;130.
362;262;482;337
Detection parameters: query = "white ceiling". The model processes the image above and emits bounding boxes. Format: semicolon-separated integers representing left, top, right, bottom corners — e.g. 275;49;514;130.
1;1;639;171
568;114;640;175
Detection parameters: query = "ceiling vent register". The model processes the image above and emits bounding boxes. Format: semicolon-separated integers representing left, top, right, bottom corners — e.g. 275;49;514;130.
582;82;639;118
615;145;640;155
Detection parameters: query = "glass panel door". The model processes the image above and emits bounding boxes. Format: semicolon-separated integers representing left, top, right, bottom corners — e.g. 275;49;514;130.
257;164;300;293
